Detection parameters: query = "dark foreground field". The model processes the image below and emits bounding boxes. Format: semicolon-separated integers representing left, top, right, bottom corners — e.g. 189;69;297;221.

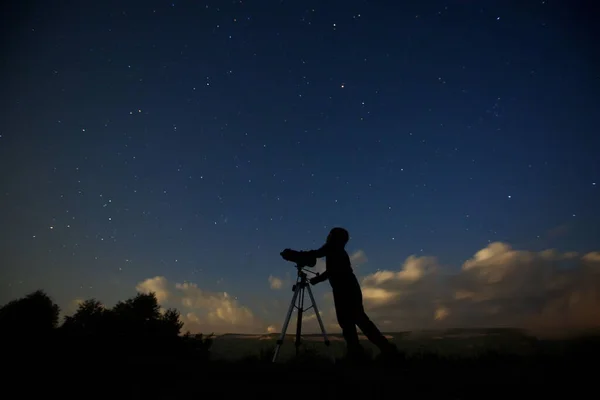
2;291;596;399
8;332;598;399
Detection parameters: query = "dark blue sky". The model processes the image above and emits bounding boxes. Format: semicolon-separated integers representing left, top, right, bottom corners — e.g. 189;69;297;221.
1;0;599;332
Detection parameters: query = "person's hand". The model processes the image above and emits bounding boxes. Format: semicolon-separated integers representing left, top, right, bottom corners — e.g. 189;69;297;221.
310;275;321;285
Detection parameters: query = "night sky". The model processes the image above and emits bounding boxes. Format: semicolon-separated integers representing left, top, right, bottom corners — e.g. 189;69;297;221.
2;0;599;335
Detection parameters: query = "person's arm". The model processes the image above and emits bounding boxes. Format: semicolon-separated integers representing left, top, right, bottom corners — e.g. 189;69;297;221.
310;270;329;284
302;243;329;259
304;244;330;284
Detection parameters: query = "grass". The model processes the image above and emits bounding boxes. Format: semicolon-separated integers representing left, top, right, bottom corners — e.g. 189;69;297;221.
6;328;600;399
9;334;598;399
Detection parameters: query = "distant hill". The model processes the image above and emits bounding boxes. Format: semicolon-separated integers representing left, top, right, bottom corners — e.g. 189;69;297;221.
216;327;529;341
208;328;540;361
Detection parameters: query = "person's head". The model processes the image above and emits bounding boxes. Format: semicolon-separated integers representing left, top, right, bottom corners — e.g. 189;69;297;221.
326;227;349;248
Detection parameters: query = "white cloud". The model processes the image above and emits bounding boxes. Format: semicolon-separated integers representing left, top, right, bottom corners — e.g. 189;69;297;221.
268;275;283;290
434;306;450;321
359;242;600;335
362;287;397;304
136;276;170;303
350;249;368;266
63;298;85;316
135;243;600;337
583;252;600;263
136;277;266;334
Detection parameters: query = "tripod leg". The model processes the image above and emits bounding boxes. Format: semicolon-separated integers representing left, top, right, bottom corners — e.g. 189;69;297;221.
295;283;305;357
305;283;335;363
272;283;301;363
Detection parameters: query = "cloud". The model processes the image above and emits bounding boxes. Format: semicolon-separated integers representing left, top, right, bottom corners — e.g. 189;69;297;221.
358;242;600;336
63;298;85;316
73;298;84;306
136;276;170;303
135;243;600;337
136;277;268;334
268;275;283;290
350;249;368;266
583;252;600;263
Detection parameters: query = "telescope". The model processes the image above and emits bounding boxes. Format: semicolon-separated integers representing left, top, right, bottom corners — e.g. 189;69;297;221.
279;249;317;268
271;250;334;363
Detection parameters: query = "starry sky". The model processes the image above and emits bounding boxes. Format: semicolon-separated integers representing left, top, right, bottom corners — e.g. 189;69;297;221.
1;0;599;334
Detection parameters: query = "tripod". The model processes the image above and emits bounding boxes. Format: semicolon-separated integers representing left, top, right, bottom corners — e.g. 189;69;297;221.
272;265;333;363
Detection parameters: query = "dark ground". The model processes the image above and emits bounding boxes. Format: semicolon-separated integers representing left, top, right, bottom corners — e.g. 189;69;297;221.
10;336;596;400
1;291;595;399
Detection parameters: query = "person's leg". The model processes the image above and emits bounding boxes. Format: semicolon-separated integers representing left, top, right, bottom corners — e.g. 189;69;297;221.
333;293;363;358
355;306;397;354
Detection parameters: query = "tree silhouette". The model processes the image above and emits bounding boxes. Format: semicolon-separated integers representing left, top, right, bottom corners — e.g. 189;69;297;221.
62;298;107;334
113;292;162;321
0;290;60;337
59;292;190;361
161;308;185;337
110;292;183;337
0;289;215;370
61;292;185;337
181;332;214;361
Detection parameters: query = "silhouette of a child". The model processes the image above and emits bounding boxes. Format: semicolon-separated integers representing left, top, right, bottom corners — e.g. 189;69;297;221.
281;227;398;361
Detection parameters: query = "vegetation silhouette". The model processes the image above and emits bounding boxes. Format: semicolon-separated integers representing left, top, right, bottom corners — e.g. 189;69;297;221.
0;289;60;335
1;289;597;397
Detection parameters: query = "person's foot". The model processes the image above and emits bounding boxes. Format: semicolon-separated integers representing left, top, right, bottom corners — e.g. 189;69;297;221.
386;343;399;354
346;346;371;365
376;343;404;366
